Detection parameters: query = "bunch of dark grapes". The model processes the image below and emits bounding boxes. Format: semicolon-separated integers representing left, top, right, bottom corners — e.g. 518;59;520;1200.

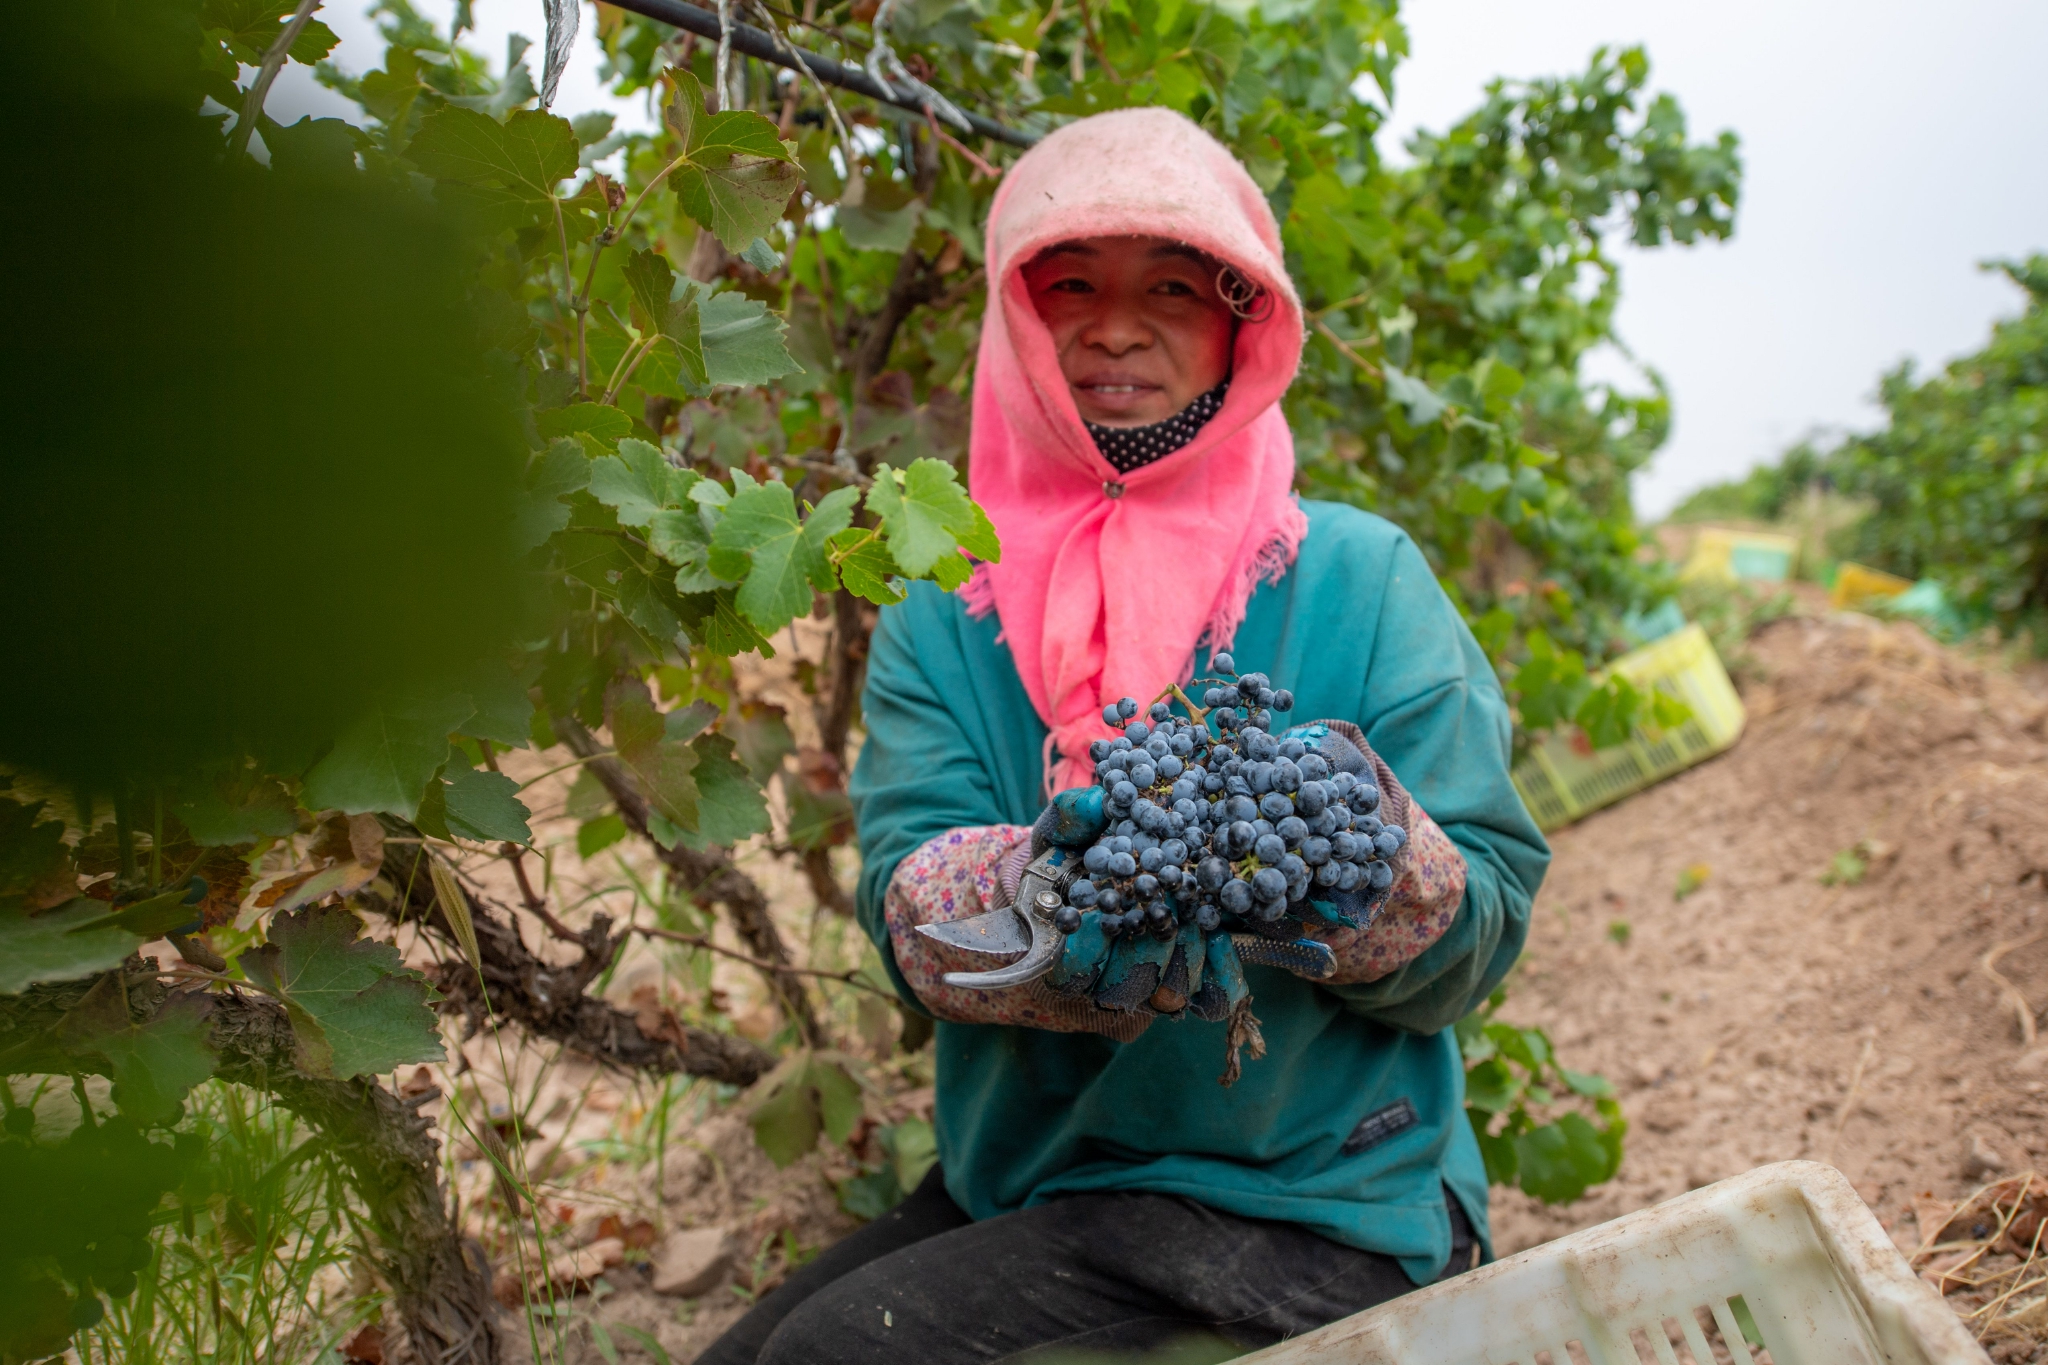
1051;655;1407;945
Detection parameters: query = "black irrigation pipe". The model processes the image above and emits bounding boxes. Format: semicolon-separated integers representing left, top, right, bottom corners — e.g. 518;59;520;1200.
604;0;1040;147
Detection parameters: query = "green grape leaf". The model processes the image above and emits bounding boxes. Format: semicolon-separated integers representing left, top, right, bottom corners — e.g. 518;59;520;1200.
1487;1021;1551;1070
538;402;632;443
413;773;455;843
661;68;713;148
457;664;536;749
1460;1057;1522;1114
622;566;689;645
528;437;595;496
743;1051;863;1167
670;734;769;847
441;765;532;843
407;105;579;204
622;247;677;327
514;492;572;550
557;526;638;597
577;813;627;858
97;994;218;1127
887;1115;937;1192
620;249;707;384
205;0;341;64
699;292;803;387
828;528;906;606
173;773;297;846
1574;676;1643;750
710;480;832;635
605;677;701;831
239;905;446;1080
1471;1111;1519;1186
929;550;973;591
865;458;984;577
725;703;795;782
1513;1111;1616;1205
664;72;800;252
838;199;923;253
690;109;793;162
604;674;666;753
1559;1066;1615;1099
745;1052;822;1167
1383;363;1447;425
0;898;151;994
806;485;861;544
516;439;588;550
666;292;708;389
589;438;698;528
784;778;853;851
672;159;803;256
648;509;732;594
837;1167;903;1221
812;1054;864;1144
1512;632;1591;732
697;589;777;657
265;116;364;179
63;889;201;939
1650;689;1694;730
956;501;1001;562
665;700;719;744
302;694;475;820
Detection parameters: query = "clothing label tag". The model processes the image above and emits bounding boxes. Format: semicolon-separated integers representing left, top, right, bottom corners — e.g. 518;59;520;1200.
1340;1097;1418;1155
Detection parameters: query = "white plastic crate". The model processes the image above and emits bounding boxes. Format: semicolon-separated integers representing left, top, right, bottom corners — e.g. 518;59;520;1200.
1243;1162;1988;1365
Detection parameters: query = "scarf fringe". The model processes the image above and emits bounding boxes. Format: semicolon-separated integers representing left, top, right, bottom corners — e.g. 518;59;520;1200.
959;562;999;620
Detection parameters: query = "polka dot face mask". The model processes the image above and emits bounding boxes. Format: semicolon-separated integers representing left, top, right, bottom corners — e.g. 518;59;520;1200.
1084;378;1231;474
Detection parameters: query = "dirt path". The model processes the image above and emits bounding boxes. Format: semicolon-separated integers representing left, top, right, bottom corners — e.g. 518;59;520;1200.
1487;612;2048;1296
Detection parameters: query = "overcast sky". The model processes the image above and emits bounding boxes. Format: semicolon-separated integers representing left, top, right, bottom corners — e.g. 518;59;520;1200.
275;1;2048;518
1384;1;2048;516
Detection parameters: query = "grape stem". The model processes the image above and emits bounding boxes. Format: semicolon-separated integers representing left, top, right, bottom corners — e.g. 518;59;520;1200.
1152;682;1210;724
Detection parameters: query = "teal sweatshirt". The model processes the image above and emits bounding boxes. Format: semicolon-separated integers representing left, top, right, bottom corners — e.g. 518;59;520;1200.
849;500;1549;1283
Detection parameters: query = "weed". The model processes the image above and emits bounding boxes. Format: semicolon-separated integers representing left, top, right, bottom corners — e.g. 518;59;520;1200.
75;1082;379;1365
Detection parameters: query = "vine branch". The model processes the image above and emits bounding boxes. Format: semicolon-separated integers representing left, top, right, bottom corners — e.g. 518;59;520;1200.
226;0;321;160
552;715;830;1047
636;924;893;996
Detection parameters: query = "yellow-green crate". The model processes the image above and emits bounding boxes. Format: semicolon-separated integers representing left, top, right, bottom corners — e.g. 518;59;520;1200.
1510;623;1746;832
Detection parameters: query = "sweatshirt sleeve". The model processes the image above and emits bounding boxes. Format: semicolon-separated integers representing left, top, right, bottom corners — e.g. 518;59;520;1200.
850;587;1040;1013
1319;533;1550;1034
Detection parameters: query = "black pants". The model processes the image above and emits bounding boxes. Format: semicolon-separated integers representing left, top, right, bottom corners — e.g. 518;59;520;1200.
698;1168;1476;1364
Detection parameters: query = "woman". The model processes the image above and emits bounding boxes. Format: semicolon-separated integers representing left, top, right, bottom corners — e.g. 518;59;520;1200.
701;107;1547;1364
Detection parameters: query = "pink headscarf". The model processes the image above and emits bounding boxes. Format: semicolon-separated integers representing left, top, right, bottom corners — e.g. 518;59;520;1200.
957;107;1308;794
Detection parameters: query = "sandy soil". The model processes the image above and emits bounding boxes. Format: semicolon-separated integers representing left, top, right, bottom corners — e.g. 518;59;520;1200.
1485;612;2048;1355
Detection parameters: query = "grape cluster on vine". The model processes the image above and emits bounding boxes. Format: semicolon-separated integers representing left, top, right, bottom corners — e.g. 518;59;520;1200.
1053;654;1406;948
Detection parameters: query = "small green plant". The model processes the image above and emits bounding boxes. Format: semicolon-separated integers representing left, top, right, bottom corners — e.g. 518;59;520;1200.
73;1080;379;1365
1458;988;1626;1205
836;1117;939;1221
1821;846;1870;887
1674;863;1711;901
1606;919;1632;947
